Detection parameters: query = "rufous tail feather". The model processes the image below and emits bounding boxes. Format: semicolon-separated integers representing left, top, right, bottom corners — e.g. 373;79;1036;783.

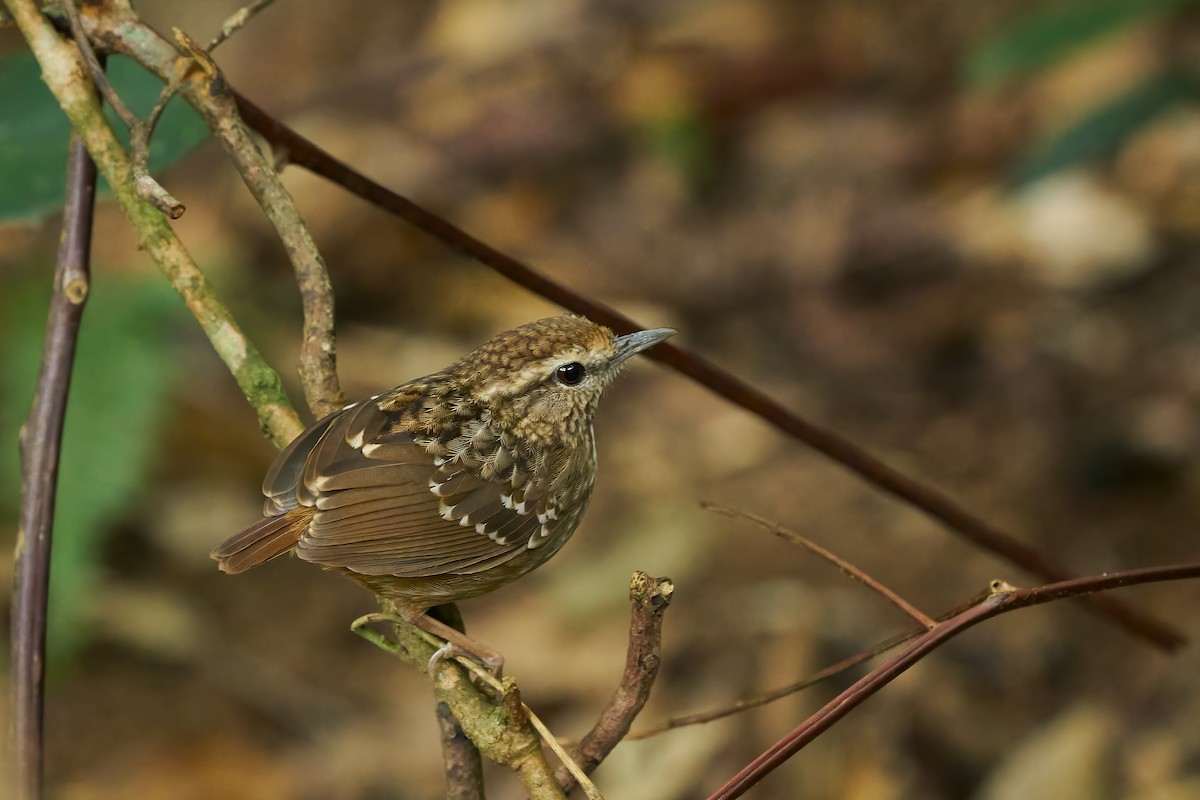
211;508;313;574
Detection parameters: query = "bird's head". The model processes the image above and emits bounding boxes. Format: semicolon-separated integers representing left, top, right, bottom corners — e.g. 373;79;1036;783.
452;315;674;444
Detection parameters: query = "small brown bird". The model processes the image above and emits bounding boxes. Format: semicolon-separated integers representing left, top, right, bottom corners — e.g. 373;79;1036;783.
212;315;673;668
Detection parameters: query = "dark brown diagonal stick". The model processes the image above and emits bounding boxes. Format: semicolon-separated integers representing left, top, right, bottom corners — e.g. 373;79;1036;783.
11;132;98;800
708;563;1200;800
231;92;1183;653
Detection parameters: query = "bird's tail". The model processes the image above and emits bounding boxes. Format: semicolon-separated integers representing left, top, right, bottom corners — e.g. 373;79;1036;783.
211;508;313;574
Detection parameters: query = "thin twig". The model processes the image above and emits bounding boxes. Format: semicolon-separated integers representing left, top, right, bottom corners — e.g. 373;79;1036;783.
217;92;1185;654
558;572;673;793
61;0;135;131
208;0;278;51
10;131;97;800
628;587;994;740
628;626;917;741
62;0;183;218
704;503;936;629
708;563;1200;800
5;0;302;449
175;26;341;415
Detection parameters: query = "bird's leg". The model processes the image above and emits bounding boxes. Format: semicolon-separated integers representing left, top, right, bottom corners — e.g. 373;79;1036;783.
415;612;505;677
367;598;505;677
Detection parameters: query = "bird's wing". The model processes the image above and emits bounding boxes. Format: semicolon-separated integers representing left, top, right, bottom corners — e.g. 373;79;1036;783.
286;396;558;578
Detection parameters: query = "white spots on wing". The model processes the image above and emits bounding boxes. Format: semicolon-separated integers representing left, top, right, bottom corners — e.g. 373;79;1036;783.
525;523;554;549
439;503;456;521
537;508;558;524
458;515;472;526
475;522;489;534
348;429;365;449
433;456;445;467
361;443;380;456
500;494;514;510
514;500;528;514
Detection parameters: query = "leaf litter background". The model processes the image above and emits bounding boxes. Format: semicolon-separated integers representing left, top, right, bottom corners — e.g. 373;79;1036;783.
2;1;1200;798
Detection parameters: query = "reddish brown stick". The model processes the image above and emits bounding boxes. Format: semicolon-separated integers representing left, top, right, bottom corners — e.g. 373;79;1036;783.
708;564;1200;800
11;132;97;800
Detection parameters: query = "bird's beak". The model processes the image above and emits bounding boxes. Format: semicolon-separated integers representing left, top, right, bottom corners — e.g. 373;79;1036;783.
612;327;675;365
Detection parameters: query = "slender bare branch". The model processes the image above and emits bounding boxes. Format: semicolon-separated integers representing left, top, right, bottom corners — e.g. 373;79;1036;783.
708;563;1200;800
629;626;917;741
557;572;673;792
630;588;995;741
214;93;1185;655
208;0;278;51
10;131;96;800
62;0;184;218
704;503;936;629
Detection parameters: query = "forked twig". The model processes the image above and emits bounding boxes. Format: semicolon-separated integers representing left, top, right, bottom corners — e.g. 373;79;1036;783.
629;588;994;740
62;0;183;218
708;564;1200;800
704;502;936;629
11;131;97;800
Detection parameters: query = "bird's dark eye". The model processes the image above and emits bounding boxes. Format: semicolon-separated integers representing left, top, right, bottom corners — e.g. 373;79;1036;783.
555;362;586;386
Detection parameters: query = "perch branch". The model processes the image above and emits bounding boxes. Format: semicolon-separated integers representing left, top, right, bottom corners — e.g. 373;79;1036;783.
704;503;936;629
708;563;1200;800
4;0;302;448
10;131;96;800
558;572;674;793
219;92;1183;654
351;613;595;800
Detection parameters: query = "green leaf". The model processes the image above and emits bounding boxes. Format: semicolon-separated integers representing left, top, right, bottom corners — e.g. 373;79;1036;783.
1013;70;1199;186
966;0;1198;86
0;276;184;666
0;51;209;220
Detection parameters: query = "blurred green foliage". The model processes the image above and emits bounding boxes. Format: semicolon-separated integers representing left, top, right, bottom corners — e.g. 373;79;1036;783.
967;0;1200;186
1015;70;1200;186
1;277;184;667
966;0;1197;86
0;52;209;220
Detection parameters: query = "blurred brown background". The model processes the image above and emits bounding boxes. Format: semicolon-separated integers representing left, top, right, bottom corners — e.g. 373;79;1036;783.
3;1;1200;798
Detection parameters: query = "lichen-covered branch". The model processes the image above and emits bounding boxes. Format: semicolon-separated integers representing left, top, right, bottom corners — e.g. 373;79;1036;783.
4;0;301;448
351;614;570;800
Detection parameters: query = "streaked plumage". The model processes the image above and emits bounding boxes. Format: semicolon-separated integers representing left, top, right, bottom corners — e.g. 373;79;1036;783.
212;316;673;628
